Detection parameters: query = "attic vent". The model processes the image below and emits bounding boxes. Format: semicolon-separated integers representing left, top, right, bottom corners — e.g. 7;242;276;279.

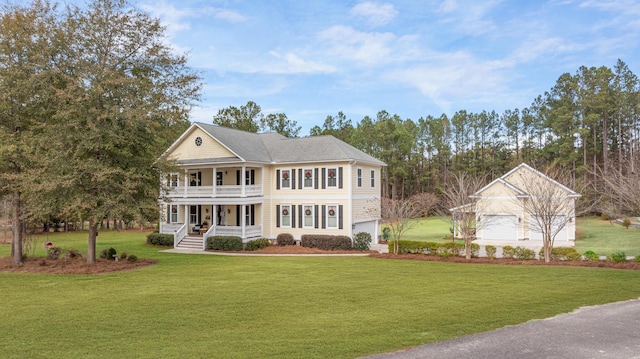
195;136;203;146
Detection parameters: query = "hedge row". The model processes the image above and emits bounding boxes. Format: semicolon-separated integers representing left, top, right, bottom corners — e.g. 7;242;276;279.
206;236;243;251
147;233;174;247
300;234;352;250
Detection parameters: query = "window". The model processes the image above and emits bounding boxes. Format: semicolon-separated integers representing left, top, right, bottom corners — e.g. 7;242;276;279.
326;205;338;229
189;172;201;186
357;168;362;187
281;169;291;189
370;170;375;188
303;168;314;189
169;205;178;223
303;205;314;228
327;168;337;188
189;206;198;225
216;172;223;186
280;204;292;227
169;173;178;187
246;169;255;185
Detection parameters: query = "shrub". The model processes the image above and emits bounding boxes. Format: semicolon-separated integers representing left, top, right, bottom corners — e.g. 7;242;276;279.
514;246;536;260
146;233;174;247
470;243;480;258
608;252;627;263
502;246;515;259
206;236;243;251
353;232;372;251
65;249;83;259
622;218;631;229
539;247;582;261
381;227;390;241
127;254;138;262
437;242;460;258
276;233;295;246
100;247;118;260
485;245;497;259
388;240;429;254
634;255;640;263
120;252;128;260
601;213;609;221
301;235;352;251
245;238;271;251
47;247;62;260
424;242;441;255
583;250;599;261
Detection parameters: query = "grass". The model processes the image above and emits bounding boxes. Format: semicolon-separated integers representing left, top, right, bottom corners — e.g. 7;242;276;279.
2;230;640;358
395;216;640;256
575;216;640;256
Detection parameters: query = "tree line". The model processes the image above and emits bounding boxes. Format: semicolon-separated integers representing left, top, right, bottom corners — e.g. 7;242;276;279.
216;60;640;218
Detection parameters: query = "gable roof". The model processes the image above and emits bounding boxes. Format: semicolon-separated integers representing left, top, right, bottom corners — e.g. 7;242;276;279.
163;122;386;166
474;163;580;198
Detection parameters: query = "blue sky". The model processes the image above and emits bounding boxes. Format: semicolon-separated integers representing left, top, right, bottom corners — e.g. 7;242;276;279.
87;1;640;133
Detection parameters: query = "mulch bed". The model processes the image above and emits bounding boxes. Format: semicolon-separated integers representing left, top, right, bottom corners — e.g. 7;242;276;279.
369;252;640;270
0;256;156;274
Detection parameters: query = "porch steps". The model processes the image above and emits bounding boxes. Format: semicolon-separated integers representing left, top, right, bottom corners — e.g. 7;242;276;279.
176;236;204;250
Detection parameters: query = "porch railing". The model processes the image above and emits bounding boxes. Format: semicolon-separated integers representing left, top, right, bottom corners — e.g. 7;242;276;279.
173;223;187;247
163;184;262;198
211;225;262;240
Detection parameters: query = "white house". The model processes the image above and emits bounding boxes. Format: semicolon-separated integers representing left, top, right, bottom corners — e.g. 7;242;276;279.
158;123;386;249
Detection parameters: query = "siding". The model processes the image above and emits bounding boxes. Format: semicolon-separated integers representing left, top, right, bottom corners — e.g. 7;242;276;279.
167;128;237;160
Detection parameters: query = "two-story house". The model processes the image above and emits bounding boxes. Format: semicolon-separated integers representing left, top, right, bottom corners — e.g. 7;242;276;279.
158;123;386;249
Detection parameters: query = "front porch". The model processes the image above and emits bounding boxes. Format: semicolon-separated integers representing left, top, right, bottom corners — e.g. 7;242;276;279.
163;165;263;199
160;202;263;249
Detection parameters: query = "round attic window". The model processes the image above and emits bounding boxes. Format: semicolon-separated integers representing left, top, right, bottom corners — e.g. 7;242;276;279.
195;136;203;146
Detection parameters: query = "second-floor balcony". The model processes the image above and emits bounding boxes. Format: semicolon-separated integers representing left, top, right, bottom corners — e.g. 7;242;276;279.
164;184;262;198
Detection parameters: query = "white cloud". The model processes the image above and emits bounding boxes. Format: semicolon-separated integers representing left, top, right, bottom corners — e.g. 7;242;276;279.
349;1;398;27
388;50;511;113
436;0;502;36
266;52;337;74
318;25;407;66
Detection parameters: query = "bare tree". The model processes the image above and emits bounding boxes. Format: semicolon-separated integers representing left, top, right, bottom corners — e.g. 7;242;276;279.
510;167;581;263
375;198;421;255
409;192;440;217
597;157;640;216
441;172;487;259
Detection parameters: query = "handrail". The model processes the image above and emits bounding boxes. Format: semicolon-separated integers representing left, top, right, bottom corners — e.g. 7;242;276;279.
202;226;215;250
174;223;187;247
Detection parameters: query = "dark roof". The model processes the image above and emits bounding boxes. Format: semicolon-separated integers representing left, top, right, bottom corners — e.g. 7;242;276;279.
194;123;386;166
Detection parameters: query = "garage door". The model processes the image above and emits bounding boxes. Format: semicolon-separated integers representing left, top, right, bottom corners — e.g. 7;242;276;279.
482;215;517;240
354;221;377;242
530;216;567;241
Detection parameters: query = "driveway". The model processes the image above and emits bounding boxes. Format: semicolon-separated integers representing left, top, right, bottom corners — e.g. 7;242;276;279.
364;298;640;359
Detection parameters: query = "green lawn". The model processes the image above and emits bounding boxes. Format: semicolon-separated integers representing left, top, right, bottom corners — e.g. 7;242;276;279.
2;230;640;358
575;216;640;256
397;216;640;255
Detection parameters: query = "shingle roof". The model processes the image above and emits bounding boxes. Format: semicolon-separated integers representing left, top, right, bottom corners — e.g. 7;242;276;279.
195;122;386;166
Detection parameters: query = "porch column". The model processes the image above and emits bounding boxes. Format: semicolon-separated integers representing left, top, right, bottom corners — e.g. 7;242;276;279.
183;172;189;198
184;205;189;229
241;165;246;197
212;205;217;236
212;167;217;197
241;205;246;239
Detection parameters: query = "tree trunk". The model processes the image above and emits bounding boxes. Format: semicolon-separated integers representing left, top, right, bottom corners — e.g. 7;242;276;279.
87;221;98;264
11;191;23;264
544;235;551;263
465;238;471;260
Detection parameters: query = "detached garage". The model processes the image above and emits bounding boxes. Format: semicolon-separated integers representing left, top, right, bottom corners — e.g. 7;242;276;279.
481;215;518;241
529;216;568;241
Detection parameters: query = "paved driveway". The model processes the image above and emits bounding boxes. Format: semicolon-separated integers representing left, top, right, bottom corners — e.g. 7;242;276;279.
364;299;640;359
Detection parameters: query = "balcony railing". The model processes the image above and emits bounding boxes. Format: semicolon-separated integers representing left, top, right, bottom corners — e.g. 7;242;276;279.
163;185;262;198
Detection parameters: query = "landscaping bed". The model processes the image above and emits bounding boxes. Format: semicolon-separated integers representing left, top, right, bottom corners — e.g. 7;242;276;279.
0;256;156;274
369;252;640;270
